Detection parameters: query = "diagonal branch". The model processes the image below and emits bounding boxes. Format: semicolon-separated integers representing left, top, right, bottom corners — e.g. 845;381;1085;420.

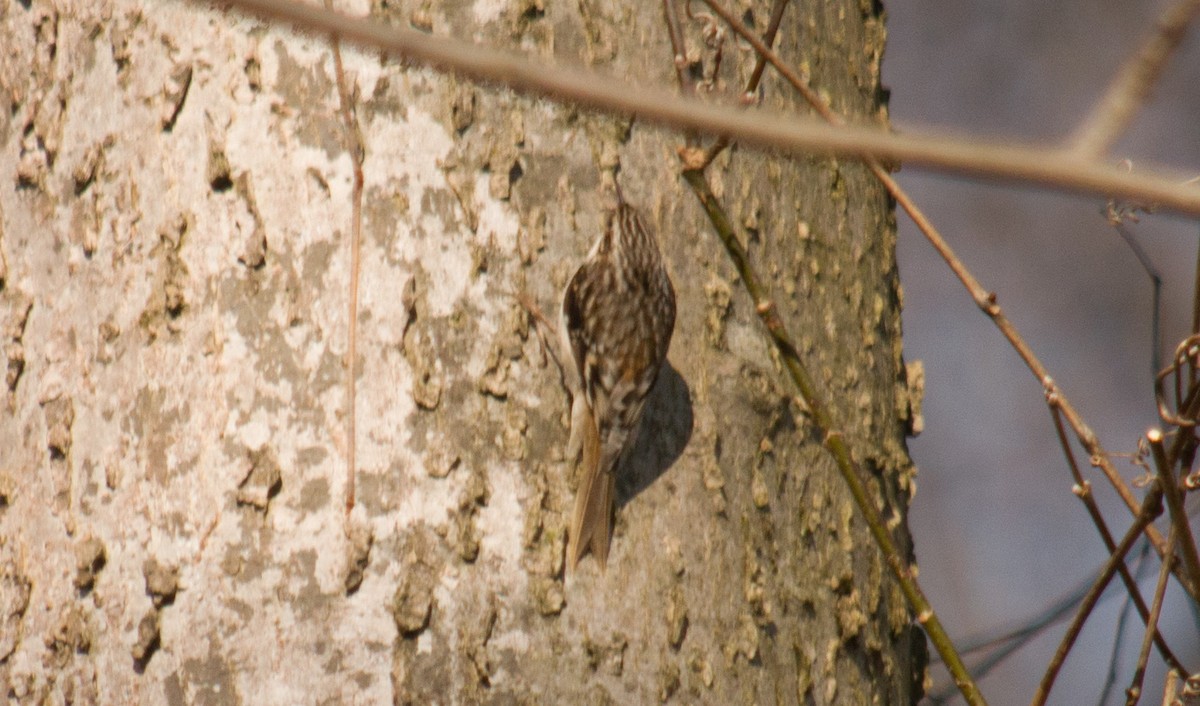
681;171;986;706
1070;0;1200;157
201;0;1200;216
1032;484;1165;706
1123;523;1177;706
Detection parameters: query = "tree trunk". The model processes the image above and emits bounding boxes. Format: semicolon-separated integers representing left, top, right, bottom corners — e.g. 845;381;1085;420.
0;0;922;703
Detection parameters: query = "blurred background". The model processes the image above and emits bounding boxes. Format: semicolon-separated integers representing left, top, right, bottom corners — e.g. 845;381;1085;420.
884;0;1200;703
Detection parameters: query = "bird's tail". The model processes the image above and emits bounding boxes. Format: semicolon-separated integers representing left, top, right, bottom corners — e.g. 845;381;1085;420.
566;406;617;571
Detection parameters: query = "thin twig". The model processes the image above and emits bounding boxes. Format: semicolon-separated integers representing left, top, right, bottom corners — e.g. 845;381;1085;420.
1155;336;1200;428
661;0;703;154
1100;546;1146;705
1155;359;1200;601
680;171;986;706
1070;0;1200;156
661;0;696;99
326;0;365;516
699;0;1184;592
1112;222;1163;375
1032;484;1165;706
513;290;569;386
203;0;1200;216
1125;526;1177;706
927;536;1172;703
741;0;790;101
1149;429;1200;596
933;595;1071;696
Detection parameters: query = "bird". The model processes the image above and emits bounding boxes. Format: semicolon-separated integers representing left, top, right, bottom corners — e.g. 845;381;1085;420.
560;194;676;571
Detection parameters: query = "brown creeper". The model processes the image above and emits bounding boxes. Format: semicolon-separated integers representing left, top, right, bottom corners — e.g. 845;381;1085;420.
562;196;676;570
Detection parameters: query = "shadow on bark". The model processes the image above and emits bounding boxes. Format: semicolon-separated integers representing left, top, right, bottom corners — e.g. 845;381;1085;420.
616;361;693;505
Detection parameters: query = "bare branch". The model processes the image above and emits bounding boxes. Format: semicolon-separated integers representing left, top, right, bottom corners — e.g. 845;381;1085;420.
1071;0;1200;156
200;0;1200;216
1124;523;1177;706
680;170;986;706
741;0;790;100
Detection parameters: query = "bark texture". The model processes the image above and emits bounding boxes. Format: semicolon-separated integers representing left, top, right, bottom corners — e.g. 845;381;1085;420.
0;0;922;703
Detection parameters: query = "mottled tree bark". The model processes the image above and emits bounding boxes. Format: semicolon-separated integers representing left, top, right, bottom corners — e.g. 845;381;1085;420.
0;0;922;703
